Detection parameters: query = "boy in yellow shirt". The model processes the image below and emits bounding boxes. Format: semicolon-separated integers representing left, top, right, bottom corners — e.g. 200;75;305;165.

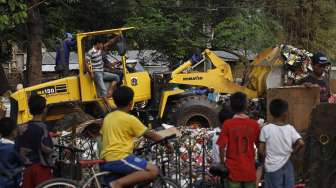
100;86;166;188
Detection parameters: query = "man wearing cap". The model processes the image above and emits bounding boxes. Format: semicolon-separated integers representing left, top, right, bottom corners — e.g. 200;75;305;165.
55;32;75;76
296;52;331;102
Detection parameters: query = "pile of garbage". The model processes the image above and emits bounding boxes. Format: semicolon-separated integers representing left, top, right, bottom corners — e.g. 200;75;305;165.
281;45;313;84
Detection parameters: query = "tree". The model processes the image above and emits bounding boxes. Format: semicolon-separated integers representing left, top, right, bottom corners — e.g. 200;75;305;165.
125;0;209;66
4;0;336;86
305;0;336;59
26;0;44;86
263;0;336;60
125;0;286;67
0;0;27;91
0;0;27;31
213;10;283;53
40;0;130;50
0;0;27;63
212;9;283;83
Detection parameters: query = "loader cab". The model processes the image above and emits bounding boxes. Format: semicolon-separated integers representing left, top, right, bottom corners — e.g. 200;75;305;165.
169;49;235;91
173;50;233;80
186;55;213;73
76;28;151;105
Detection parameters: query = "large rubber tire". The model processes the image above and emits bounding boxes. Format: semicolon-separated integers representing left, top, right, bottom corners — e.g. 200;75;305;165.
54;111;94;131
46;103;95;131
152;177;181;188
165;95;221;128
36;178;77;188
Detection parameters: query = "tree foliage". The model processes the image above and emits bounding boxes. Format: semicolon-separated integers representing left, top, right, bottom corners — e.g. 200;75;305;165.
213;10;283;53
2;0;336;71
126;1;208;63
0;0;26;31
0;0;26;63
263;0;336;60
40;0;130;49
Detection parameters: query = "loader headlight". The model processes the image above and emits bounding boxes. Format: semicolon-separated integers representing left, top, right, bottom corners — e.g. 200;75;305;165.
1;97;11;118
134;101;148;109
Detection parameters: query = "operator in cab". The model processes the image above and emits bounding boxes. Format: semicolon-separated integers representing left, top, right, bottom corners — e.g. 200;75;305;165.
296;52;331;102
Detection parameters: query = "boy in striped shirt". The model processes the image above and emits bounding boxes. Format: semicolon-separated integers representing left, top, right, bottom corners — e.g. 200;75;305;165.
85;35;121;107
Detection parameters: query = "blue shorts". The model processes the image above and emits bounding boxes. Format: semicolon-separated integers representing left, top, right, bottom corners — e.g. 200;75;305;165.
93;71;120;97
100;155;148;184
264;160;294;188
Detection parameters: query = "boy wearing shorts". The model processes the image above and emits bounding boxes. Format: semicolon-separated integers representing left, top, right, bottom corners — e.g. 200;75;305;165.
217;92;260;188
100;86;169;188
259;99;304;188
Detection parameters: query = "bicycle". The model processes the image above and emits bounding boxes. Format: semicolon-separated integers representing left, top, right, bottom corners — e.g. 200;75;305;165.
36;134;181;188
206;164;228;188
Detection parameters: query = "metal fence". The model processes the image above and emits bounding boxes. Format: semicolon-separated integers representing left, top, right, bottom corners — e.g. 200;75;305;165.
55;127;222;188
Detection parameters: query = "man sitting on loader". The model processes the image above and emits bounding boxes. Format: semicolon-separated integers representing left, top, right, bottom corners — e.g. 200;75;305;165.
85;35;121;107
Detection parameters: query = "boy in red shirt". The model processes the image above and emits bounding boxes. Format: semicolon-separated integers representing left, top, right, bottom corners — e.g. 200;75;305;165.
217;92;260;188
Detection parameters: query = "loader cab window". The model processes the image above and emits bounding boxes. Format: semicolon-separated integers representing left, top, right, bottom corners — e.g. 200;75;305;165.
204;59;213;71
85;34;144;74
188;57;213;72
116;36;127;56
104;50;145;73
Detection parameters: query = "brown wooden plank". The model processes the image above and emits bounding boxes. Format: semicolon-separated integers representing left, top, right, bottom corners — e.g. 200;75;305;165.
266;86;320;133
330;79;336;94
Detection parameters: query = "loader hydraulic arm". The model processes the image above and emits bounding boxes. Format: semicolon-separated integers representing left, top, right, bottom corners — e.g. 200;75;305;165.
171;60;192;76
245;47;284;96
169;49;258;98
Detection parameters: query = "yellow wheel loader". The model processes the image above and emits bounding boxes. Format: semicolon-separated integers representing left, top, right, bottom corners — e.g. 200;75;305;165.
5;27;286;128
154;47;285;127
8;27;152;129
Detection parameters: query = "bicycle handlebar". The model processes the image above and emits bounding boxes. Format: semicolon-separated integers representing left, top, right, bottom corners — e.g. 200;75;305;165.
157;134;176;144
135;134;176;153
54;144;85;153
